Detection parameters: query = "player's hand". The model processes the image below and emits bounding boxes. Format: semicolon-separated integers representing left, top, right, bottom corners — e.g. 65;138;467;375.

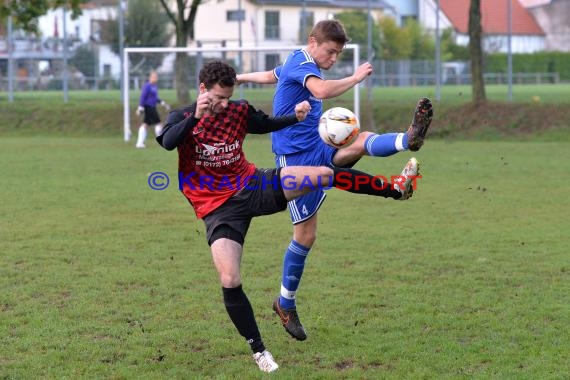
353;61;373;83
294;100;311;122
160;100;170;111
136;106;144;116
194;91;211;119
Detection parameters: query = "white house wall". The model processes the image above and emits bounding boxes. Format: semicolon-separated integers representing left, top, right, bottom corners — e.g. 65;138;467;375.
382;0;419;26
456;34;545;53
98;44;122;78
37;6;121;78
419;0;453;31
193;1;256;48
483;35;545;53
38;7;117;42
193;0;383;72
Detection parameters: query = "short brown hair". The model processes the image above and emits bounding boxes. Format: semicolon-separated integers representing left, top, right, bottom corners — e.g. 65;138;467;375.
199;60;236;90
309;19;350;45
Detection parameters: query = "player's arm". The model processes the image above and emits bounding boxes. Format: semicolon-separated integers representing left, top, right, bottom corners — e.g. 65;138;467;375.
136;84;150;114
247;101;311;134
236;70;277;85
158;92;211;149
155;88;169;109
139;83;149;106
157;94;170;110
306;61;372;99
156;106;198;150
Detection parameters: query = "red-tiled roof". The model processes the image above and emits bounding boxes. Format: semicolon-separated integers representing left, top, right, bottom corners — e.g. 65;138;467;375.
440;0;545;35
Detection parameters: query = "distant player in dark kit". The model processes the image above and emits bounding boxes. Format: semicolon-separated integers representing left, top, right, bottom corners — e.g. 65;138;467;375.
135;70;170;148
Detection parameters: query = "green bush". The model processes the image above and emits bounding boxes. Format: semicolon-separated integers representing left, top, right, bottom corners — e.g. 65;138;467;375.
485;51;570;81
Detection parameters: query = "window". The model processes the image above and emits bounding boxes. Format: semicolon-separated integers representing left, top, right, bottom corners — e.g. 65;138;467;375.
402;15;417;26
264;11;280;40
227;10;245;22
265;54;280;71
90;19;102;42
298;10;314;42
91;19;113;43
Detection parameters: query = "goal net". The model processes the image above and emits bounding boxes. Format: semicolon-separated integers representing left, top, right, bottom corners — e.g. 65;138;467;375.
122;44;360;142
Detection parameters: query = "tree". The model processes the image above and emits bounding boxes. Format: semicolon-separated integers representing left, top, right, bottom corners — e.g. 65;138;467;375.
70;43;96;78
378;17;412;60
158;0;203;105
335;11;381;62
103;0;170;76
469;0;486;103
404;19;435;60
0;0;85;33
440;28;470;61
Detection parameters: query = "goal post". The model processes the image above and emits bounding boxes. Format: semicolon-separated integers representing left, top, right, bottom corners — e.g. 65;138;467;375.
122;44;360;142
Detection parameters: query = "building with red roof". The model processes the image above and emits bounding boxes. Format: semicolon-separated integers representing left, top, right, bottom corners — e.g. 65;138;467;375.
420;0;546;53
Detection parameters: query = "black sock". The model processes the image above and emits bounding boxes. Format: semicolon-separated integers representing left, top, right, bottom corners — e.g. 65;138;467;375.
332;166;402;199
222;285;266;354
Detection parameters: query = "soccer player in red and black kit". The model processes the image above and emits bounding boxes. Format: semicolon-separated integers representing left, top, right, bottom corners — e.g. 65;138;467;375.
156;60;418;372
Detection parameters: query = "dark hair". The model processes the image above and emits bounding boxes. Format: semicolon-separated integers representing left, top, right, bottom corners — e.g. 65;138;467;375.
199;60;236;89
309;19;350;45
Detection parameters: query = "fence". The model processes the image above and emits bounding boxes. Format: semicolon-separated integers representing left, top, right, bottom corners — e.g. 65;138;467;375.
0;52;563;94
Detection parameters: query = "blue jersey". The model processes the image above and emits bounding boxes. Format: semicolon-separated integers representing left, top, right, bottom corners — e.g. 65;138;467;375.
271;49;323;155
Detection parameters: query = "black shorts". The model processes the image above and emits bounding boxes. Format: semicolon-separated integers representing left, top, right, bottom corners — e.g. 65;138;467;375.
143;106;161;125
203;168;287;246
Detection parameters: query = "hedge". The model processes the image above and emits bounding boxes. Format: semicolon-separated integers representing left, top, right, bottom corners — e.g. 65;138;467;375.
484;51;570;81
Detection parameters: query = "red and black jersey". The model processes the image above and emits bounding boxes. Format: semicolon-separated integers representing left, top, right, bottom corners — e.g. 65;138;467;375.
157;99;298;219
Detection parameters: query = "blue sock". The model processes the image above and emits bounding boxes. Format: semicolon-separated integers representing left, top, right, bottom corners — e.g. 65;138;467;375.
365;132;408;157
280;240;310;309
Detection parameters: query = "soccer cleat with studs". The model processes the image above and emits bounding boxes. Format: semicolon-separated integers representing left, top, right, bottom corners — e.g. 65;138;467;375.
407;97;433;151
394;157;420;201
272;297;307;341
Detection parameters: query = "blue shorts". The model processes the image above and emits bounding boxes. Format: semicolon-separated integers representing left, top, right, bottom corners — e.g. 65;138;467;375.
275;144;337;224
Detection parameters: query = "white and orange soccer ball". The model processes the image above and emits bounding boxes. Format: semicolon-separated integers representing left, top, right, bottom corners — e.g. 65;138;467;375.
318;107;360;149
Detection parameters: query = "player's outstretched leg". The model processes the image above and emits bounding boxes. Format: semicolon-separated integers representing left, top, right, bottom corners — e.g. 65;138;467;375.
394;157;420;200
333;97;433;165
407;97;433;151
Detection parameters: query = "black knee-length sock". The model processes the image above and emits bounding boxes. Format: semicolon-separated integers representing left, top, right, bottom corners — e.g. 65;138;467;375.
332;166;402;199
222;285;266;354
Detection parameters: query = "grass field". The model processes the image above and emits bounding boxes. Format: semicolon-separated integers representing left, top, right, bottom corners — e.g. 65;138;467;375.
2;84;569;145
1;134;569;379
3;83;570;105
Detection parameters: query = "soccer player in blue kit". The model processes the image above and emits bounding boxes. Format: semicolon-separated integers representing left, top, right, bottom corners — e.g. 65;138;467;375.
237;19;433;341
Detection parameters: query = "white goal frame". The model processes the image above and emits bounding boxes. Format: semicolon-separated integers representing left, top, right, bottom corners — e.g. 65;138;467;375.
123;44;360;141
